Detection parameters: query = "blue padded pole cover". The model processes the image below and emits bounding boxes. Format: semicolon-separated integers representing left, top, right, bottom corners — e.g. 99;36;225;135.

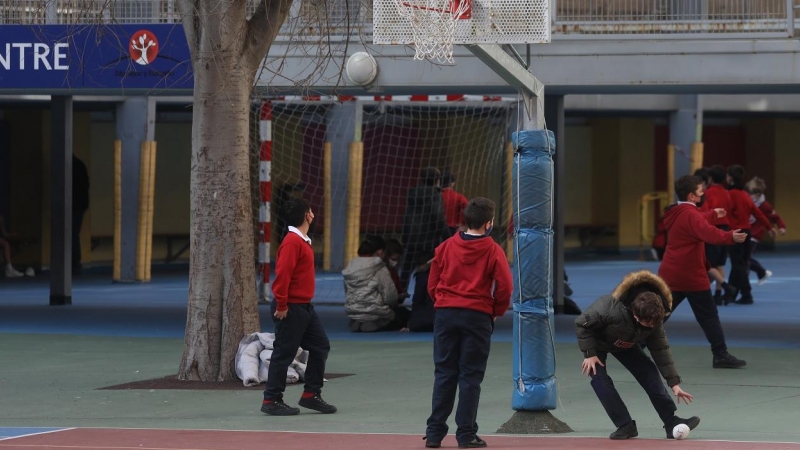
510;130;557;410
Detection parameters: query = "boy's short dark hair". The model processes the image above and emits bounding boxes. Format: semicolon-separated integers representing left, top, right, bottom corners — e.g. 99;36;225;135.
385;238;404;258
357;235;386;256
464;197;495;230
674;175;702;202
442;171;455;187
631;292;666;324
420;167;441;187
727;165;746;186
708;165;726;184
282;198;310;228
693;167;709;184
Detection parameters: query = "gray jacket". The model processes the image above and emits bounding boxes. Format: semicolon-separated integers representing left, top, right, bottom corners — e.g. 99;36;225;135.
343;256;399;323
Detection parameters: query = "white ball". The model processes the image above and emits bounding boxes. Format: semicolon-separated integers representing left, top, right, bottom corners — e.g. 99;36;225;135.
672;423;690;440
346;52;378;86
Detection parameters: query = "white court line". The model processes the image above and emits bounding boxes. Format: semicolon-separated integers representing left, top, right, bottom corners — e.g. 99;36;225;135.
0;428;74;442
52;427;800;444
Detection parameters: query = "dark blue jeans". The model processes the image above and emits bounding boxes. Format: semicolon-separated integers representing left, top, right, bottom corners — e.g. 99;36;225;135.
426;308;493;444
264;302;330;401
590;347;676;428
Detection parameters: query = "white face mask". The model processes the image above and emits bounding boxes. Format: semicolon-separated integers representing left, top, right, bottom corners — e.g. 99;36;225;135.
388;260;399;268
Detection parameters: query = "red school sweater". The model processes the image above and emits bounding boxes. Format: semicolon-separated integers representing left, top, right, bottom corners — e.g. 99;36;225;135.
272;232;315;312
701;184;732;227
442;188;468;229
751;199;787;241
658;203;735;292
428;233;512;317
728;188;771;231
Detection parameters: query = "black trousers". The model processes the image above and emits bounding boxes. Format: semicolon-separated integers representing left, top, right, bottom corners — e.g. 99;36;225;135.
666;290;728;356
728;231;752;297
748;240;767;280
427;308;493;445
264;302;330;401
590;348;676;428
72;209;86;269
400;242;432;292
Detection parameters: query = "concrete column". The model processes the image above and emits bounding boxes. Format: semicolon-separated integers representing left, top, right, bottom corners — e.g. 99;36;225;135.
669;95;703;184
115;97;155;282
50;96;73;306
545;95;565;314
325;102;357;272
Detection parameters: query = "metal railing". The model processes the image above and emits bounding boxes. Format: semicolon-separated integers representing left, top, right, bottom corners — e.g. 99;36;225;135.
553;0;794;35
0;0;794;37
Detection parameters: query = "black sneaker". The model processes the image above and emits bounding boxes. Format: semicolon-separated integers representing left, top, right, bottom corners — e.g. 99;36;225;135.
609;420;638;440
260;399;300;416
458;436;487;448
721;283;738;306
423;436;441;448
665;415;700;439
298;393;337;414
713;352;747;368
734;295;754;305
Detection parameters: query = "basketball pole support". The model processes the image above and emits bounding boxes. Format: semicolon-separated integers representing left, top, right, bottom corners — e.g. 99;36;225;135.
466;44;544;129
468;44;571;435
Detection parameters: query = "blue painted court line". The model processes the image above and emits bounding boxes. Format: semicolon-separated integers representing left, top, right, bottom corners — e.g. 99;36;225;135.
0;428;67;440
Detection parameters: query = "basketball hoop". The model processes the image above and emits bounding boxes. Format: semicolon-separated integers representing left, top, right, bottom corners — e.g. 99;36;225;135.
390;0;471;64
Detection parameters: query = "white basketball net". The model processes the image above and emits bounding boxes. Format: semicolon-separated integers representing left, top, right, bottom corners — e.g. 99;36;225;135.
390;0;471;64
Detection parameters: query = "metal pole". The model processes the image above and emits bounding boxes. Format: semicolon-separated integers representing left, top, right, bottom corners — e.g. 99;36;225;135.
50;95;73;306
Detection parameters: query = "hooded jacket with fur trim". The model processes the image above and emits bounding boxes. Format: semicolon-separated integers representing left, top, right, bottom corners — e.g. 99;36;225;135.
575;271;681;387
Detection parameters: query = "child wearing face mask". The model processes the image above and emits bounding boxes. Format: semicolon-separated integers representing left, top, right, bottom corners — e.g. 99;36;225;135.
343;236;408;332
745;177;787;286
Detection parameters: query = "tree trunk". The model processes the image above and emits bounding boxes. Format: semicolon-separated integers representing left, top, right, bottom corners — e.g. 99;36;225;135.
178;43;260;382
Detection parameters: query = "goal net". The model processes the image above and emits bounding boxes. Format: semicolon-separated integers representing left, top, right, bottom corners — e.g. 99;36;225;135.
250;97;516;302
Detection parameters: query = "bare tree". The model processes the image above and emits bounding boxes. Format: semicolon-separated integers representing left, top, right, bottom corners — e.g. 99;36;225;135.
175;0;294;381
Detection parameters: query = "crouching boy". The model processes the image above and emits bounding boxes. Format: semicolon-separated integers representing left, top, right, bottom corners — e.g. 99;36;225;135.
575;270;700;440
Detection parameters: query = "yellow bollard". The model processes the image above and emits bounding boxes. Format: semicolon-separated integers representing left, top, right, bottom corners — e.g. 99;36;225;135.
690;142;704;174
135;142;150;281
344;142;364;265
144;142;157;281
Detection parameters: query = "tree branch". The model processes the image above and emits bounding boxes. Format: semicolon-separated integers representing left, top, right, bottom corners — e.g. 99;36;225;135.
243;0;294;71
175;0;200;57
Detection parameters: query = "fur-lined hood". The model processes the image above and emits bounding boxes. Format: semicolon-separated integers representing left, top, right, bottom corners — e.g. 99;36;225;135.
611;270;673;314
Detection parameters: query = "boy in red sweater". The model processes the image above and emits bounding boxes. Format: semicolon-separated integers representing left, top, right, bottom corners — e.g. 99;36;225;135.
726;166;773;305
424;197;512;449
658;175;747;369
261;198;336;416
441;171;468;236
746;177;787;285
703;166;735;303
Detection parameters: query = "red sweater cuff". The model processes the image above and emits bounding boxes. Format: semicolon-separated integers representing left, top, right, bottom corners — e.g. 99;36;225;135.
275;301;288;312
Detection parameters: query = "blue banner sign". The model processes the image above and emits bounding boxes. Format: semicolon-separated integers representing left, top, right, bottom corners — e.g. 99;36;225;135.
0;24;193;91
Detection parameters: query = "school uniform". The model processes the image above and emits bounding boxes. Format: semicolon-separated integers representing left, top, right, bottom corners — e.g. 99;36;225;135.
727;187;771;301
425;232;512;447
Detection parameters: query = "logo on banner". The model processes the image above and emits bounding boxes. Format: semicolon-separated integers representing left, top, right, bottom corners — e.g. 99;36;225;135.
129;30;159;66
